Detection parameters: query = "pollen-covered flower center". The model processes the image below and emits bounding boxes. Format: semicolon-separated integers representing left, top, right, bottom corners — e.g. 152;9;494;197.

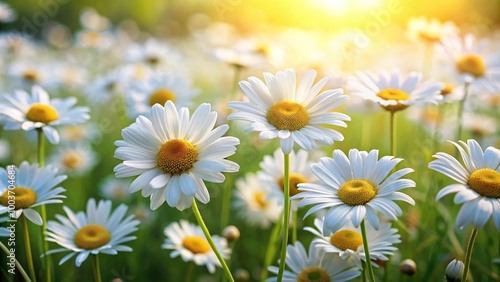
157;139;198;174
440;83;454;96
0;187;37;209
329;229;363;251
74;224;111;250
297;266;330;282
338;179;377;206
279;173;308;196
149;88;176;106
467;168;500;198
418;31;441;42
182;236;211;254
62;151;84;169
266;101;309;131
456;54;486;77
377;88;410;112
254;191;268;208
22;70;40;82
26;103;59;123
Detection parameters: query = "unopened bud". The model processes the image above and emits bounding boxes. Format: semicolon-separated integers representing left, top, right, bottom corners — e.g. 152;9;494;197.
399;258;417;276
222;225;240;242
445;259;464;282
235;268;250;281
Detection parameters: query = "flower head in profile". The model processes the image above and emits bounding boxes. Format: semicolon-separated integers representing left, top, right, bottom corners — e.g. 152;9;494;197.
407;17;458;43
162;220;230;273
0;86;90;144
233;172;282;228
293;149;415;233
439;33;500;92
228;68;350;154
114;101;239;210
306;216;400;268
347;69;443;112
266;241;360;282
0;162;66;225
429;139;500;230
45;198;139;266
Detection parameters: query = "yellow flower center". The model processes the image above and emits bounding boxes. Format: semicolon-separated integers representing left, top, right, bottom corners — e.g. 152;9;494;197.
376;88;410;112
26;103;59;123
182;236;211;254
146;56;160;64
156;139;198;174
329;229;363;251
62;151;84;169
0;187;37;209
74;224;111;250
254;191;268;208
467;168;500;198
266;101;309;131
440;83;454;96
338;179;377;206
297;266;330;282
279;173;308;196
456;54;486;78
418;31;441;42
149;88;176;106
22;70;40;82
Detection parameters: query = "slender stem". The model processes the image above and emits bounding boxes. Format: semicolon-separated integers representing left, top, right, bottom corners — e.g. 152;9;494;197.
456;82;470;142
36;128;52;282
277;153;290;282
260;213;283;282
185;261;195;282
191;199;234;282
361;261;367;282
22;216;37;282
390;111;397;157
462;229;479;282
0;241;32;282
361;220;376;282
291;209;297;244
92;254;102;282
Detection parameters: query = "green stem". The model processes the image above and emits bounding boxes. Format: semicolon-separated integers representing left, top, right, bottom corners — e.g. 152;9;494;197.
390;111;397;157
185;261;195;282
276;153;290;282
361;261;367;282
22;216;37;282
260;213;283;282
0;241;32;282
456;82;470;142
291;209;297;244
92;254;102;282
361;220;376;282
36;128;52;282
462;229;478;282
191;199;234;282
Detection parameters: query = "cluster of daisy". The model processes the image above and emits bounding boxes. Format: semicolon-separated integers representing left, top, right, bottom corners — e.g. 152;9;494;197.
0;3;499;282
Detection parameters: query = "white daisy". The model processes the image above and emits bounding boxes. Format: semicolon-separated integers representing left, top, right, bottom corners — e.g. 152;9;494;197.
162;220;230;274
233;172;282;228
125;38;181;67
259;148;317;204
347;69;443;112
293;148;416;233
7;61;54;88
0;162;66;225
50;143;98;176
407;17;458;43
428;139;500;230
305;216;400;268
0;85;90;144
45;198;140;267
227;68;350;154
212;38;270;69
439;33;500;92
127;71;199;118
99;176;131;201
266;241;360;282
113;101;240;210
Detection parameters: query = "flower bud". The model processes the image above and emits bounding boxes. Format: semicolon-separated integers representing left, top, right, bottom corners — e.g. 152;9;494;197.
399;258;417;276
222;225;240;242
445;259;464;282
235;268;250;281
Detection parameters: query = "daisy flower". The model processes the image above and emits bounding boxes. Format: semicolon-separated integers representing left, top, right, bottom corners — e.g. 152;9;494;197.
113;101;240;210
266;241;360;282
439;33;500;92
125;38;181;67
259;148;317;204
50;143;98;176
407;17;458;43
127;71;199;118
0;162;66;225
293;148;416;233
45;198;140;266
233;172;282;228
428;139;500;230
0;85;90;144
162;220;230;274
99;176;132;201
305;216;400;268
227;68;350;154
347;69;443;112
